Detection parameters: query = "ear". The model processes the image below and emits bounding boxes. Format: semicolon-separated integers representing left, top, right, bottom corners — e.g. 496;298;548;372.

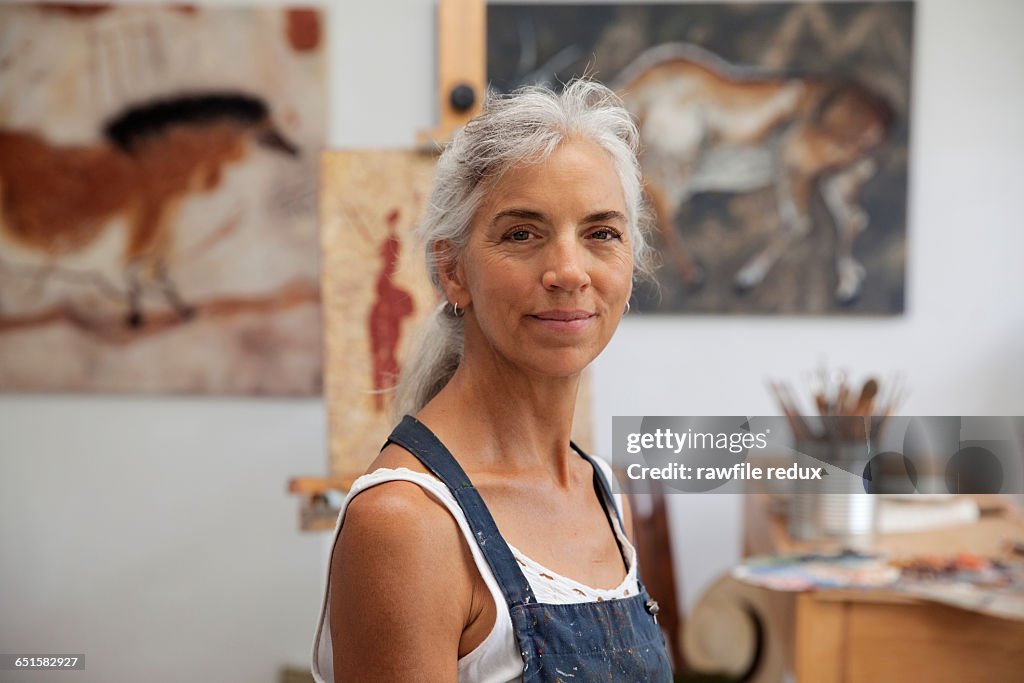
432;239;471;307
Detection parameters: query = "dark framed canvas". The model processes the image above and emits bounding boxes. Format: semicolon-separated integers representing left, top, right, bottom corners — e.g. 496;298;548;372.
488;2;913;314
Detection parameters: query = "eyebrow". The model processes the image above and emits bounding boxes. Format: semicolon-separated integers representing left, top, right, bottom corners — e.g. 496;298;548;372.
490;208;627;226
582;210;627;224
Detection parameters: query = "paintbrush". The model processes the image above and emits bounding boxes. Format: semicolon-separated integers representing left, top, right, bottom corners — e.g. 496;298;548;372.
815;392;830;417
853;377;879;416
835;372;850;417
780;380;817;441
769;380;815;441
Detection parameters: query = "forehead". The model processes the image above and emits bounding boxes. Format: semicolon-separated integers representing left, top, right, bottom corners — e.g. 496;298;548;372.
480;138;626;217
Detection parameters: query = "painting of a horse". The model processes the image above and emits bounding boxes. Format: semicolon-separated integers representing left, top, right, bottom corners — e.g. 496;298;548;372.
0;3;325;394
0;93;299;327
488;1;912;314
617;43;893;304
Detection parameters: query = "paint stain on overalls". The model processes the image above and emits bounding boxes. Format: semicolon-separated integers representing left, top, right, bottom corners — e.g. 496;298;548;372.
386;416;674;682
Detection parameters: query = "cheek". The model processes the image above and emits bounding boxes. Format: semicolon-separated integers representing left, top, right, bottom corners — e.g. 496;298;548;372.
466;258;530;317
598;254;634;298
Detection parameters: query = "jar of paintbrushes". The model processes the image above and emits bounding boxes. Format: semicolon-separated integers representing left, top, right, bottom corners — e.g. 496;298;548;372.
769;368;906;543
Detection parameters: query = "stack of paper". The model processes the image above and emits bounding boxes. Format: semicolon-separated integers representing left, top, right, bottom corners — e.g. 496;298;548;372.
877;495;980;534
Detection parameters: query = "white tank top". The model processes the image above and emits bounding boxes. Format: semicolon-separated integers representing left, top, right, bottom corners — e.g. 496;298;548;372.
311;457;639;683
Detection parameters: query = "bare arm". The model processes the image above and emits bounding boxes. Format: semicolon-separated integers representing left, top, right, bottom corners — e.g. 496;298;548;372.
328;482;474;682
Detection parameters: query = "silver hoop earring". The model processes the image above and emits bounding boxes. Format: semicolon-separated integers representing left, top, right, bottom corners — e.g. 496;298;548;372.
452;301;463;317
624;301;631;315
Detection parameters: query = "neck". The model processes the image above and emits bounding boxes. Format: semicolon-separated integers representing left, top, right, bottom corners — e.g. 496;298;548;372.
418;330;583;488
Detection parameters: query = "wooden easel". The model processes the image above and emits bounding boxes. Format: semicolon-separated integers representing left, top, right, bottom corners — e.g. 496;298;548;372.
417;0;486;147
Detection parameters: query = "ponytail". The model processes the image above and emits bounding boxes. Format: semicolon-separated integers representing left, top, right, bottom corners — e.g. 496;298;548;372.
392;301;464;420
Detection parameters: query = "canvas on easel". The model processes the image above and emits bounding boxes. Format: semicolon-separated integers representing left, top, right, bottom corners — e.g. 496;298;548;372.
320;150;438;480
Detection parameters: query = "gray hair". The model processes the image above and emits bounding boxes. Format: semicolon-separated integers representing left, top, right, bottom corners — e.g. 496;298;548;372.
393;79;654;419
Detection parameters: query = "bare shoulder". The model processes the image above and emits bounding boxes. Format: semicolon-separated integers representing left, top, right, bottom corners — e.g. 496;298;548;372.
328;476;472;681
334;476;470;589
342;476;454;542
334;479;467;589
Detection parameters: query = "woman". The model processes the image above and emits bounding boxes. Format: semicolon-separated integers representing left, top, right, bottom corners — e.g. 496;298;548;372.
312;79;673;682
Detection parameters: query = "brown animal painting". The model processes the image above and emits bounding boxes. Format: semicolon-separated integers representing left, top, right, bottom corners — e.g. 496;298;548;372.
0;93;300;327
616;43;893;305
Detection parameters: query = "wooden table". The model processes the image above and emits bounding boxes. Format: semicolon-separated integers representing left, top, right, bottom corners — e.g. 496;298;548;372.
743;494;1024;683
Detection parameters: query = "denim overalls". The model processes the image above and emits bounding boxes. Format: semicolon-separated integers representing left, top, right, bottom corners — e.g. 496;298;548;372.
386;415;674;682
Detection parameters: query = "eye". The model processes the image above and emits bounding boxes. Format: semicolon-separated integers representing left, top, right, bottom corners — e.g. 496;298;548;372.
505;228;534;242
589;227;623;241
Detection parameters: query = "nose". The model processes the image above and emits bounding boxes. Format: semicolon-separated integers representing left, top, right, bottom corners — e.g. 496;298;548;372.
541;234;591;291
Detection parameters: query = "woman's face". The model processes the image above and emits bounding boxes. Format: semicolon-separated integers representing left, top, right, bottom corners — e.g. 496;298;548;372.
444;137;634;379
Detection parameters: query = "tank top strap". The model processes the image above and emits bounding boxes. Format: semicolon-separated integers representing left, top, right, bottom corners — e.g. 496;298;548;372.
384;415;538;608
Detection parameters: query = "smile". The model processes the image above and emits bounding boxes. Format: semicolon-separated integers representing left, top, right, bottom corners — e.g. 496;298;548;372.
528;310;596;333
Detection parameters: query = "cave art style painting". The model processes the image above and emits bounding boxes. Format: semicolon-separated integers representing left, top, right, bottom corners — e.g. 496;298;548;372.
320;151;436;477
0;4;325;393
488;2;913;314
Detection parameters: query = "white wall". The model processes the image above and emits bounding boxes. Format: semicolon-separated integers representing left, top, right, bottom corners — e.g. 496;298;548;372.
0;397;328;682
2;1;1022;681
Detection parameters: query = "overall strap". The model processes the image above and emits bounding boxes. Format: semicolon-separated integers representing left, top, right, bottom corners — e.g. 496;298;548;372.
384;416;537;607
570;442;658;598
569;442;629;570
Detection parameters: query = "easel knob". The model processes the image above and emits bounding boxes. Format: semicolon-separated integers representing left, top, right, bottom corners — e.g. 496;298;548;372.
449;83;477;112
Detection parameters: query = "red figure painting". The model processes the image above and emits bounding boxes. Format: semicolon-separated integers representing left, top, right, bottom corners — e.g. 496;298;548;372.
367;209;414;411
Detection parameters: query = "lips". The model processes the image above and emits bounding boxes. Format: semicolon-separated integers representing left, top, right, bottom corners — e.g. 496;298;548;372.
531;310;595;321
527;310;597;335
